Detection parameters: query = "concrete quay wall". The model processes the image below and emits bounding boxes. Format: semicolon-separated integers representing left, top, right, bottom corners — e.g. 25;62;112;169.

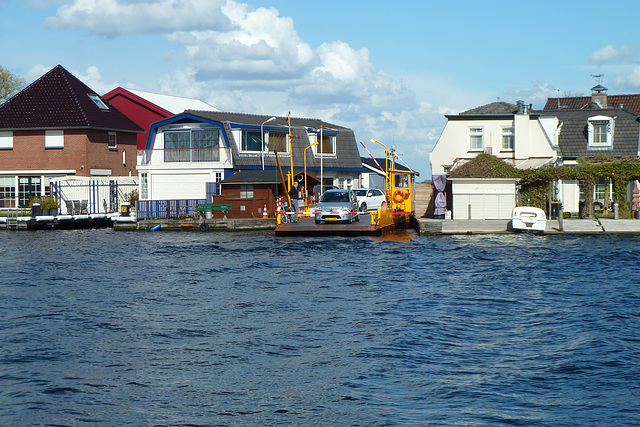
415;217;640;235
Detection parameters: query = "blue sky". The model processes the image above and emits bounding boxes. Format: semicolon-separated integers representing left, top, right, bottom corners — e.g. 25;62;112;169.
2;0;640;178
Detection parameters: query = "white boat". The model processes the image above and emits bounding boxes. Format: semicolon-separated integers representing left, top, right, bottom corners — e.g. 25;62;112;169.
511;206;546;233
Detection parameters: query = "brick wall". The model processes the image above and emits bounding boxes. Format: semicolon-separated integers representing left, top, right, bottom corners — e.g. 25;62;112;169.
0;129;138;176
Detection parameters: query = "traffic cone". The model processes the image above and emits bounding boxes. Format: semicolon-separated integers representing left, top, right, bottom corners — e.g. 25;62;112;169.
263;204;268;218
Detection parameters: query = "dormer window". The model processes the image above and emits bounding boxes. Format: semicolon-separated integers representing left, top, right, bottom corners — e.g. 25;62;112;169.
588;115;614;148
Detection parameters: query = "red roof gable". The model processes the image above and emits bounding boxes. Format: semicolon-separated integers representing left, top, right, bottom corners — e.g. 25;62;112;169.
0;65;142;133
544;94;640;115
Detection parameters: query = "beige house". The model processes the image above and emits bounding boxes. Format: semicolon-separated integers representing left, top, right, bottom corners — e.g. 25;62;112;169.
430;101;559;174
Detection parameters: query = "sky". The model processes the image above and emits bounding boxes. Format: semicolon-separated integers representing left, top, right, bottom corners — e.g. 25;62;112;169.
2;0;640;179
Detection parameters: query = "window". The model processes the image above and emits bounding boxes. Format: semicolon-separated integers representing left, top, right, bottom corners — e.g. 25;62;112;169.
502;127;514;150
0;131;13;149
242;130;262;152
0;176;16;208
592;121;608;143
595;177;608;200
108;133;117;150
469;127;483;151
267;132;288;153
45;130;64;149
164;129;220;162
240;184;253;198
215;172;222;183
140;173;148;199
588;116;614;148
315;134;336;156
88;94;109;110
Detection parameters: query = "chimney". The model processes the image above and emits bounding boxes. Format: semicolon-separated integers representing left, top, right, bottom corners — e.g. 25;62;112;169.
516;100;524;114
591;84;608;108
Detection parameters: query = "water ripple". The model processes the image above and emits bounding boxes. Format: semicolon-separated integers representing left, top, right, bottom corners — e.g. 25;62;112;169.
1;230;639;425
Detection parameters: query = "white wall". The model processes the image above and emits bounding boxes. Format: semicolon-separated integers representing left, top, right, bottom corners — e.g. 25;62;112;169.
430;114;558;174
149;171;217;200
451;178;517;220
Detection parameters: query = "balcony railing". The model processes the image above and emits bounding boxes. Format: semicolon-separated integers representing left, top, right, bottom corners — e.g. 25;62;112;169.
138;147;233;166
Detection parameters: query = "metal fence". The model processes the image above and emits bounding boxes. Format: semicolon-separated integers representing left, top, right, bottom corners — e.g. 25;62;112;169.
136;199;206;219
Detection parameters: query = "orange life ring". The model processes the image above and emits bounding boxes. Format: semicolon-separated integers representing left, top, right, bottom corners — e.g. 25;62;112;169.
392;189;406;204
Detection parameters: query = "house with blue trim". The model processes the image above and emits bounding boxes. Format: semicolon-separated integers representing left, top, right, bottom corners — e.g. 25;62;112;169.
136;110;363;218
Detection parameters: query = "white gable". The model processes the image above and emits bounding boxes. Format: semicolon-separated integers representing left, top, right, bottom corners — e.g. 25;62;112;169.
127;89;221;114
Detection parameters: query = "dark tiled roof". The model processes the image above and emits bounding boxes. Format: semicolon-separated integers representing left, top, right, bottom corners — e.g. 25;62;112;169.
460;101;518;115
185;110;362;172
544;95;640;115
552;109;640;159
0;65;142;132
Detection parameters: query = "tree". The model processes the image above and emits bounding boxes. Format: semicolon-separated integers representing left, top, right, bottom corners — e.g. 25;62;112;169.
0;66;26;105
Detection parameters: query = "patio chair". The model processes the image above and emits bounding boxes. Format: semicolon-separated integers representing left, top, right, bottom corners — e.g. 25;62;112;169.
65;200;74;215
80;200;88;214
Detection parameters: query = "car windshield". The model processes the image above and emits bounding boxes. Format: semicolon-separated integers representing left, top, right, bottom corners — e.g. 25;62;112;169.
320;191;350;203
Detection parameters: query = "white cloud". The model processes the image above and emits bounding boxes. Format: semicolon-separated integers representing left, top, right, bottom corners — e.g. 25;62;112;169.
611;65;640;90
589;44;631;65
46;0;233;36
503;80;559;109
43;0;493;177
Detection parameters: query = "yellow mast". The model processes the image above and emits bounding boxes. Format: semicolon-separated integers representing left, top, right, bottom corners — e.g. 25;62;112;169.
288;112;293;190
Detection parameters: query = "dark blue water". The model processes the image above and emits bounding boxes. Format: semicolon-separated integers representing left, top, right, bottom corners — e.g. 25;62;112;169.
1;229;639;426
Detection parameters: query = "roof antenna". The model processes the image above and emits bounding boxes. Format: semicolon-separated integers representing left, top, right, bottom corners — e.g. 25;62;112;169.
591;74;604;85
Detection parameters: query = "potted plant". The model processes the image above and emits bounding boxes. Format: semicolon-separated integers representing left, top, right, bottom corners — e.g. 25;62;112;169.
41;196;60;216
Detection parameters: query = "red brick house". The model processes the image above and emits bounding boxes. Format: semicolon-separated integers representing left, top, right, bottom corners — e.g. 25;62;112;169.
102;87;220;150
0;65;143;208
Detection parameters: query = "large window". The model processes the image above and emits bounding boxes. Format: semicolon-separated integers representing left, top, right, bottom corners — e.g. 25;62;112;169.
313;134;336;156
502;127;514;150
267;132;288;153
164;129;220;162
242;130;262;152
469;127;483;151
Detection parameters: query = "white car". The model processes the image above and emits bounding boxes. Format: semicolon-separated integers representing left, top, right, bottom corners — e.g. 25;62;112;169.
353;188;386;212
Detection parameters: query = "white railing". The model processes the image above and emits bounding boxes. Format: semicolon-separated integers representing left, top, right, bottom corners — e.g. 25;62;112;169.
138;147;233;166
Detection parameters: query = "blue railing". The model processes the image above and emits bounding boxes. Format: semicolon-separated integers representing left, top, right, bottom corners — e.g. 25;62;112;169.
136;199;206;220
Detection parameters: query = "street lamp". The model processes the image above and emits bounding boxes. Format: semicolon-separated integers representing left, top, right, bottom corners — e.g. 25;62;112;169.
304;141;319;206
261;116;276;170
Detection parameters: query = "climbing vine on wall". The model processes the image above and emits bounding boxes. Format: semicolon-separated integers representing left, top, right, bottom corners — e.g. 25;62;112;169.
449;154;640;218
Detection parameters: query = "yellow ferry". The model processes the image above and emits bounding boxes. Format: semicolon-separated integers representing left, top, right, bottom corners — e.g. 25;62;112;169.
275;139;417;237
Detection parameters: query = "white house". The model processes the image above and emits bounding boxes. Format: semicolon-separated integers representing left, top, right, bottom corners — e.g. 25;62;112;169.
136;111;363;218
430;101;559;175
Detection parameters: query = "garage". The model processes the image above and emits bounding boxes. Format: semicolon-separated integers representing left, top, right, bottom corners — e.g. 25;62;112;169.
449;178;518;220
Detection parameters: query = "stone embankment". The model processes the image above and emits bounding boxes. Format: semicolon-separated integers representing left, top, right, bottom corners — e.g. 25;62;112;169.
415;217;640;235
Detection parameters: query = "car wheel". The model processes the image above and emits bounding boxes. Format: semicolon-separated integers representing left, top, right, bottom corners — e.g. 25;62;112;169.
355;214;360;222
315;219;321;224
360;202;367;212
